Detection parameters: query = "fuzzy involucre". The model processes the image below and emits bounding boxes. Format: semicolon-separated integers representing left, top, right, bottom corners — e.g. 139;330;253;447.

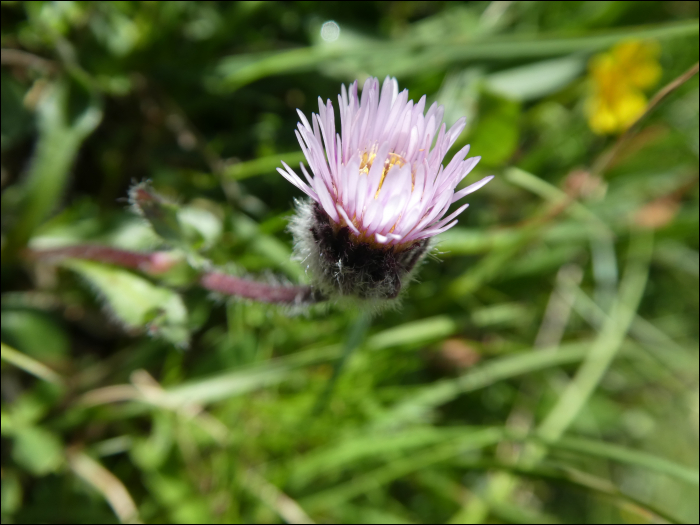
289;199;430;307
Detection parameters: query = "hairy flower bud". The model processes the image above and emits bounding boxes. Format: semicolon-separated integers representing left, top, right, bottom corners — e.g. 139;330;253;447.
279;77;493;305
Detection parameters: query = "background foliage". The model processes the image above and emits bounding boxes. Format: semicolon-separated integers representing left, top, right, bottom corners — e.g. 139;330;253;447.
1;1;698;523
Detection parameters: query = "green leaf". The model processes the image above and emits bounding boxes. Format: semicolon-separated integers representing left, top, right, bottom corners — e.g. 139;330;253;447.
62;258;189;346
12;426;63;476
484;56;585;102
465;91;520;166
210;20;698;90
1;470;22;518
129;181;222;253
130;411;174;471
1;72;34;151
1;311;69;363
554;436;699;487
5;79;102;255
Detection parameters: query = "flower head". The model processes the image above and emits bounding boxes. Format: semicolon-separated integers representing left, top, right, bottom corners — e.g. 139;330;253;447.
586;40;661;135
278;76;492;303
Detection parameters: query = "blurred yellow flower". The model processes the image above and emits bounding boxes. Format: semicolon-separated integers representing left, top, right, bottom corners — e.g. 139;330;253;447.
586;40;662;135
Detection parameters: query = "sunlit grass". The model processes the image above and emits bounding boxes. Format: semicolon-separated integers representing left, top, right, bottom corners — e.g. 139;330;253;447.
1;2;698;523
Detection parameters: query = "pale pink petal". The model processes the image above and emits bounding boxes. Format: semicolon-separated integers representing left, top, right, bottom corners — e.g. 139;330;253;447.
432;203;469;231
342;154;361;213
445;117;467;150
337;205;360;234
354;172;369;219
451;175;493;203
299;163;315;187
314;178;339;222
375;233;388;243
277;164;318;200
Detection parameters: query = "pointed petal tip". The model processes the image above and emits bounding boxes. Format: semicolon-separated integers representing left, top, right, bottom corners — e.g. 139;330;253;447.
375;233;390;244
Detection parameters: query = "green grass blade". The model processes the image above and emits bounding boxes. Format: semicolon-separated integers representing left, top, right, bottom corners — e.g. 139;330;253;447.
300;427;505;513
212;20;698;90
536;231;654;443
554;436;699;487
0;342;63;386
375;342;596;429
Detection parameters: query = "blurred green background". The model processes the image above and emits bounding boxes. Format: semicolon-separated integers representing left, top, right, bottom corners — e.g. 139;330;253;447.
1;1;698;523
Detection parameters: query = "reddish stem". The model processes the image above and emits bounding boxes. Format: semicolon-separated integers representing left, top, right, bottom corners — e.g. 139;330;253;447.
25;245;322;305
24;246;177;274
200;272;319;305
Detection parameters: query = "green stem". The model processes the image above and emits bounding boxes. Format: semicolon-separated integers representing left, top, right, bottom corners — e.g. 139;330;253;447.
312;311;372;415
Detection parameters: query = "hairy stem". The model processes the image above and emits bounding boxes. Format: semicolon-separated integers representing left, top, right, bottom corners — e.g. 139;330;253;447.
25;245;322;305
200;272;319;305
24;245;177;274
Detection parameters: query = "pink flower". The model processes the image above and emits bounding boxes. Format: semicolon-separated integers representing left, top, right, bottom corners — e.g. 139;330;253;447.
278;76;492;247
279;76;492;302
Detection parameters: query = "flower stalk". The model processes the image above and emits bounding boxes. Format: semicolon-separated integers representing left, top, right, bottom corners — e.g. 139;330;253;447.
25;245;322;306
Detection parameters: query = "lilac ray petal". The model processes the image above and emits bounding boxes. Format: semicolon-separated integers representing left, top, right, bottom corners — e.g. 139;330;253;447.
375;233;390;244
342;154;361;213
366;142;392;198
313;178;340;222
296;108;313;133
337;205;360;235
376;194;405;235
360;77;374;108
335;134;343;178
316;99;336;168
436;155;476;195
354;172;369;220
431;203;469;231
405;126;419;160
410;220;459;241
380;89;409;143
312;112;323;149
340;83;348;111
277;166;318;200
438;152;478;190
422;108;439;149
366;186;395;233
445;117;467;150
451;175;494;203
413;162;427;198
361;200;381;231
412;95;426;123
391;106;413;155
410;192;451;235
404;174;424;213
428;123;447;172
298;162;314;187
421;163;443;207
393;206;421;237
